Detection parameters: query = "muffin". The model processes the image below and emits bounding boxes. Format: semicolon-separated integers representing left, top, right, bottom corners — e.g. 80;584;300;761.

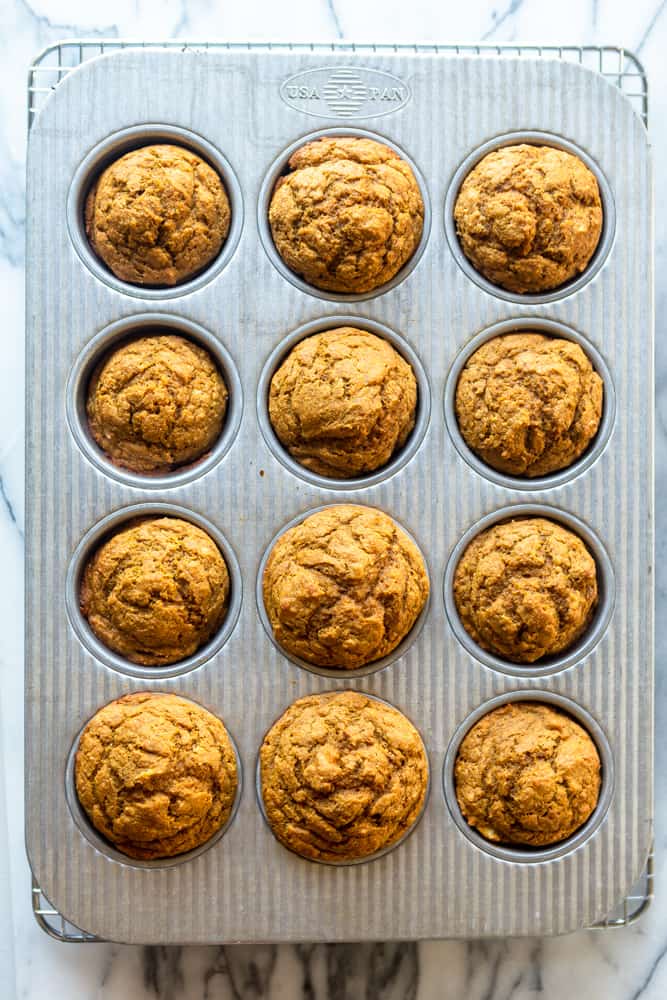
453;517;598;663
268;327;417;478
268;137;424;293
454;702;601;847
87;334;228;475
262;505;429;669
455;333;603;477
75;692;238;859
85;144;231;286
80;516;230;666
260;691;428;861
453;144;603;293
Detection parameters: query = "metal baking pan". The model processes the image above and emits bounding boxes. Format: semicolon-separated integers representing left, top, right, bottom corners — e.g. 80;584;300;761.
25;41;653;942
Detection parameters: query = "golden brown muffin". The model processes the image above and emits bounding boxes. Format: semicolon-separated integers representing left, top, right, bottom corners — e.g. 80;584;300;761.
453;144;602;293
268;327;417;478
87;334;228;475
453;517;598;663
268;137;424;293
260;690;428;861
85;144;231;286
75;692;238;860
80;516;230;666
455;333;603;477
454;702;601;846
262;505;429;670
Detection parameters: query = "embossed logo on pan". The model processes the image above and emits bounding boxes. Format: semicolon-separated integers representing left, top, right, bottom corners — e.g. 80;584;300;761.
280;67;411;118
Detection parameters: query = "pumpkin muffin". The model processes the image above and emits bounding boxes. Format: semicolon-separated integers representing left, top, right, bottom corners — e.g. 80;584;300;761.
80;516;230;666
260;690;428;862
455;333;603;477
262;505;429;670
75;692;238;860
268;327;418;478
268;136;424;293
453;517;598;663
454;702;601;847
85;144;230;286
87;334;228;475
453;144;603;293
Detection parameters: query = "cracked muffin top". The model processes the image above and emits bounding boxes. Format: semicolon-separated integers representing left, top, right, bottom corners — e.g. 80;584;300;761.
260;690;428;861
75;692;238;859
455;333;603;477
268;137;424;293
453;144;603;294
87;334;228;475
454;702;601;847
262;504;429;670
268;327;417;478
453;517;598;663
85;144;231;286
80;516;230;666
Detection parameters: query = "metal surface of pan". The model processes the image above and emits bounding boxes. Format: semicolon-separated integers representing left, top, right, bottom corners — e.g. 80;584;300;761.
25;43;653;942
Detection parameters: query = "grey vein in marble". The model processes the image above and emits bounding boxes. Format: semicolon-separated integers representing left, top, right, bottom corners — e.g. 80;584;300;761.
15;0;118;39
326;0;344;39
637;0;667;52
481;0;525;40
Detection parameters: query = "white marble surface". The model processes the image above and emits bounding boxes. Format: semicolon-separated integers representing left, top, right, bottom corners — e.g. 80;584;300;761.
1;0;665;996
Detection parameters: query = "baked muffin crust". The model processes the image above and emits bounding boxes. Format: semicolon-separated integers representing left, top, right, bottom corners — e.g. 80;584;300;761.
454;702;601;846
453;517;598;663
260;690;428;861
453;144;602;293
268;137;424;293
262;504;429;670
80;516;230;666
75;692;238;859
85;144;231;286
87;334;228;474
455;333;603;477
268;327;417;478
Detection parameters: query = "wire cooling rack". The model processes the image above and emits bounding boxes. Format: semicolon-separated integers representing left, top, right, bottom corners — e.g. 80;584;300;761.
26;40;652;942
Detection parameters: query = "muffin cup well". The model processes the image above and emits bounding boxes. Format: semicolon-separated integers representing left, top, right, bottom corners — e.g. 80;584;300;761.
443;130;616;304
65;694;243;870
66;314;243;490
67;124;243;299
255;690;430;866
257;315;431;490
442;690;614;864
65;504;243;680
256;503;431;679
443;504;615;678
257;126;432;302
444;317;616;490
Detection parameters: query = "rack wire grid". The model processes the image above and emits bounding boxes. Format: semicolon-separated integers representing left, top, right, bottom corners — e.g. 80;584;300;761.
26;40;652;942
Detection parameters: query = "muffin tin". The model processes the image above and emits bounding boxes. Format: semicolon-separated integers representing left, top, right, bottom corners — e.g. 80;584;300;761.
26;43;653;942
